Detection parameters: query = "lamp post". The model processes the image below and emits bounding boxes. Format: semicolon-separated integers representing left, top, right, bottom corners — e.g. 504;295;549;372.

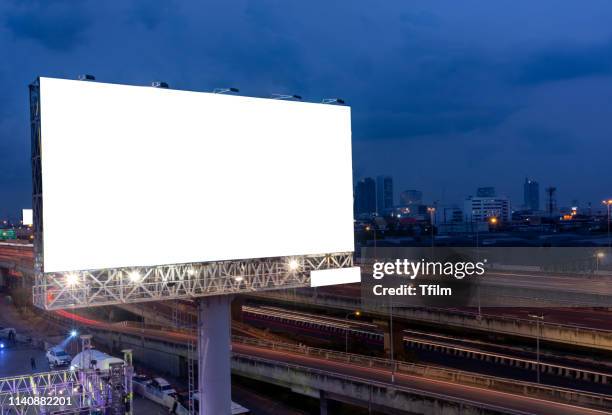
365;225;377;260
528;313;544;383
427;207;436;248
344;310;361;353
603;200;612;249
389;295;395;383
596;252;605;272
488;216;498;230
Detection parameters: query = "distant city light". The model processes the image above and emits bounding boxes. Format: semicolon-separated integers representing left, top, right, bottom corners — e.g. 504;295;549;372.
234;276;244;282
128;270;141;283
489;217;498;225
597;252;605;259
70;330;78;337
0;342;4;349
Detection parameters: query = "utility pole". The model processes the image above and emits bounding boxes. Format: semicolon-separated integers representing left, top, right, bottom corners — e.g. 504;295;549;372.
528;313;544;383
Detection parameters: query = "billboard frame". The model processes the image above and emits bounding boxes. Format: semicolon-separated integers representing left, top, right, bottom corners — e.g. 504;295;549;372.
32;252;354;310
29;78;357;310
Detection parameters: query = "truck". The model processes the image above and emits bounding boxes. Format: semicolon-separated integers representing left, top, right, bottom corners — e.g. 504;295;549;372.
70;349;124;370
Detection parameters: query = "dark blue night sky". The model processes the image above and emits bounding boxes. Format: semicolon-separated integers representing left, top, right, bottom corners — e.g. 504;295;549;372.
2;1;612;218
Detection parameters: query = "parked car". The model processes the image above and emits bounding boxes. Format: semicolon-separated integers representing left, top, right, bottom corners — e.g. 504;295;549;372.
46;347;72;368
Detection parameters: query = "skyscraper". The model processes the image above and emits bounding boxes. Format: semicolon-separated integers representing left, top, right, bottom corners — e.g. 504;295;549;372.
523;178;540;211
376;175;394;213
354;177;376;215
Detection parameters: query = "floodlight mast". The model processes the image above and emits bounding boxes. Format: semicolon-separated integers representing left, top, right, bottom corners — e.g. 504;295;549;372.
29;79;356;415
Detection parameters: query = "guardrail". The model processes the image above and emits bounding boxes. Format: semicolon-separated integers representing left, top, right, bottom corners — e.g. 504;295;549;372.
233;353;533;415
232;336;612;412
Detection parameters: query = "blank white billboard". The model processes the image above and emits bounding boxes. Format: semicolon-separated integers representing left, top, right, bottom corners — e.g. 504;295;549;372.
22;209;33;226
38;77;354;273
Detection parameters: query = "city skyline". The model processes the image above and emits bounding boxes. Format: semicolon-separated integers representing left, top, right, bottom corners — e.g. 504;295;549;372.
354;174;606;214
2;2;612;217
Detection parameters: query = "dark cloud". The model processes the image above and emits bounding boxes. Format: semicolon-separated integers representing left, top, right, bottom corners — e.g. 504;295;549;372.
517;40;612;85
1;1;612;217
3;1;92;51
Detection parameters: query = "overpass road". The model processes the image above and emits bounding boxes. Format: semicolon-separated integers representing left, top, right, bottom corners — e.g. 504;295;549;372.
233;342;609;415
43;308;611;415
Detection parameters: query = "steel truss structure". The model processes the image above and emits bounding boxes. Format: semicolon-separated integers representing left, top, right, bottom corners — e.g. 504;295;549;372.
29;81;43;276
0;366;132;415
33;252;354;310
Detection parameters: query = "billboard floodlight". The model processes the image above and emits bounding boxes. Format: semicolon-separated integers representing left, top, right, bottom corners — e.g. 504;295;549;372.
272;94;302;101
128;270;142;283
65;273;79;287
151;81;169;88
288;258;300;271
322;98;345;105
213;87;239;94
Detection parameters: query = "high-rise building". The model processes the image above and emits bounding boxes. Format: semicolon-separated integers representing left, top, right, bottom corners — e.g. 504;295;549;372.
400;190;423;206
523;178;540;211
476;187;496;198
464;196;511;223
376;175;394;213
354;177;376;215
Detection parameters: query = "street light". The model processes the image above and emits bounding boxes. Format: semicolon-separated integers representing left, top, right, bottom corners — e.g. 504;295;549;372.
427;207;436;247
595;251;605;271
344;310;361;353
603;200;612;249
528;313;544;383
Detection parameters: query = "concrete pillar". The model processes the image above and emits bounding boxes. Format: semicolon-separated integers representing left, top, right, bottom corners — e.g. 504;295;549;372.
198;296;232;415
377;319;406;360
231;296;244;322
319;390;328;415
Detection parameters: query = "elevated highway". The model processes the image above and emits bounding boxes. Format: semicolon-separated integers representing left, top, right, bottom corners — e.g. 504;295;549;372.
34;308;612;415
250;289;612;351
0;242;34;279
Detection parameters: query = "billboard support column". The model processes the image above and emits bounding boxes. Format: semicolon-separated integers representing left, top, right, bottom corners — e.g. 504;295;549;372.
197;295;232;415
